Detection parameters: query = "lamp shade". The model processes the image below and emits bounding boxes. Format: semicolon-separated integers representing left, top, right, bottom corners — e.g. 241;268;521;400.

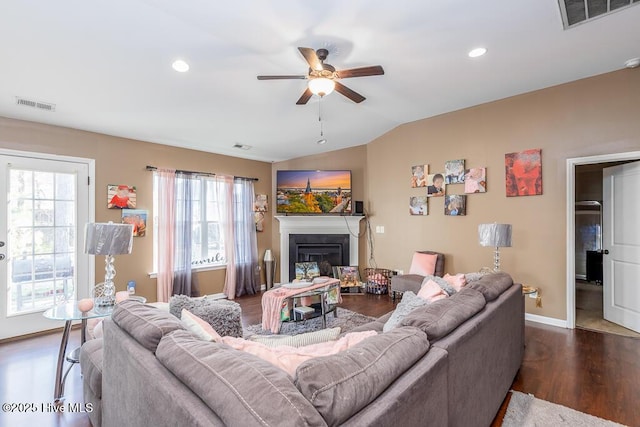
308;78;335;96
478;223;512;248
85;222;134;255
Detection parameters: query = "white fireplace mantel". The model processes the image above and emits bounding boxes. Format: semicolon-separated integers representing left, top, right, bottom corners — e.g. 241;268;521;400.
275;215;365;283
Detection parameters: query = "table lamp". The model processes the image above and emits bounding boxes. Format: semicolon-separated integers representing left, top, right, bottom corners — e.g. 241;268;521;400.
85;222;134;305
478;223;512;271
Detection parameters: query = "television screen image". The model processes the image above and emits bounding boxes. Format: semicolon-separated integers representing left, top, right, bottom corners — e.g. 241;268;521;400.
277;170;352;214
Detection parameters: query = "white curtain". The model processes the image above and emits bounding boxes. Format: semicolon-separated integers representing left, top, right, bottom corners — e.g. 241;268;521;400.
172;173;197;296
231;178;259;297
156;170;198;302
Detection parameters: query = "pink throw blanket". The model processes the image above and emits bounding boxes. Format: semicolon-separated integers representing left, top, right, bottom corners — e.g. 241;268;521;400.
261;278;341;333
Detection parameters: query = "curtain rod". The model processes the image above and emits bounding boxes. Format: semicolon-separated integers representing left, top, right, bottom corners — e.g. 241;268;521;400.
145;165;258;182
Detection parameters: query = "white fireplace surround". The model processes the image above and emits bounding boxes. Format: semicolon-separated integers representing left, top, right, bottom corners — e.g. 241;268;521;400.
275;216;365;284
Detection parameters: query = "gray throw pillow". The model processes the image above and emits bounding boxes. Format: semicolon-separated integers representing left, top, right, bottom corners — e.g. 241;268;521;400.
383;291;429;332
421;274;456;296
169;295;243;338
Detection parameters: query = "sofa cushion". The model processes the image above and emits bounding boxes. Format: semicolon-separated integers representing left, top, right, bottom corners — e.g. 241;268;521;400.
156;329;327;427
400;287;486;340
169;295;243;338
111;299;185;352
409;252;438;276
466;272;514;302
249;327;341;348
443;273;467;291
383;291;429;332
294;326;429;426
80;338;104;399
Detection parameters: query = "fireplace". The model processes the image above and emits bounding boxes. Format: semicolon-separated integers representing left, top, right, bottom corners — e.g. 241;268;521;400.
275;216;365;283
289;234;350;280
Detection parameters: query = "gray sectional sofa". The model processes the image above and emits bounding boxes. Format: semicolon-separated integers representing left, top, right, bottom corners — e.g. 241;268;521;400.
81;272;524;427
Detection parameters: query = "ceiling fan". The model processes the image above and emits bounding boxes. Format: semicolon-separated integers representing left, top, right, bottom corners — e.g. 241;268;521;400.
257;47;384;105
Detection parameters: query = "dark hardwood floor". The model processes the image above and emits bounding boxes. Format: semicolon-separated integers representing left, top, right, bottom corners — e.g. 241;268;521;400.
1;292;638;427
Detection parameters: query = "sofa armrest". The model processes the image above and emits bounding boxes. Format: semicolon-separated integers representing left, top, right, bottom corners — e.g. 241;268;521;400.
391;274;424;294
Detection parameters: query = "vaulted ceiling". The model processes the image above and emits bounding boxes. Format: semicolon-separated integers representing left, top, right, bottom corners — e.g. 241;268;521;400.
1;1;639;162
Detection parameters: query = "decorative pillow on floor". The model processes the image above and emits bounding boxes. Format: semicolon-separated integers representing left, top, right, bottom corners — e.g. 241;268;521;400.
169;295;243;338
383;291;429;332
249;327;341;348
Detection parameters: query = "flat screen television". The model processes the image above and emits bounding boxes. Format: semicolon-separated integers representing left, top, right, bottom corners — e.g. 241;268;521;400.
276;170;352;214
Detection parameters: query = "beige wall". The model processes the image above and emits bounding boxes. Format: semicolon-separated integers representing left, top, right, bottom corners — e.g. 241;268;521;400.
271;145;368;279
0;117;272;302
271;69;640;321
365;69;640;320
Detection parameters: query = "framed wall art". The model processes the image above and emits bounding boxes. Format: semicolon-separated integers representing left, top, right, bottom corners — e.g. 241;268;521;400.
505;149;542;197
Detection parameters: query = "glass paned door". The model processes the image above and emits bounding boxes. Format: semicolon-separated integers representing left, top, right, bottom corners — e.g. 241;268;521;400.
0;153;91;340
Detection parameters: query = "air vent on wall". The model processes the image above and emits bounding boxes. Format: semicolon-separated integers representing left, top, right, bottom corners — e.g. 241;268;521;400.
559;0;640;28
16;96;56;112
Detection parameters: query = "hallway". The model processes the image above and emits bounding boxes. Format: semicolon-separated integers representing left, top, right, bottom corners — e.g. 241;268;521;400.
575;280;640;338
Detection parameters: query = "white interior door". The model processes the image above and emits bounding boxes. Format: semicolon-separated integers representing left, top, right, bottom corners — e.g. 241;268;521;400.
603;161;640;333
0;152;92;340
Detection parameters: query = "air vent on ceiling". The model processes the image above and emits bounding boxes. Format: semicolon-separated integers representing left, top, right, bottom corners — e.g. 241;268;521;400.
16;97;56;112
559;0;640;28
233;143;252;150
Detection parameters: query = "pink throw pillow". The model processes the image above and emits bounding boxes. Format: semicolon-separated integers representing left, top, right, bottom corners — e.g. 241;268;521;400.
409;252;438;276
443;273;467;291
222;330;377;376
417;279;448;303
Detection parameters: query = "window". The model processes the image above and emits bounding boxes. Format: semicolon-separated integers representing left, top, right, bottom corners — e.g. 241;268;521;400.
153;175;226;272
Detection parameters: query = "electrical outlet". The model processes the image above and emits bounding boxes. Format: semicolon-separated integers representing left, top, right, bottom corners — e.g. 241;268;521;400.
375;226;385;234
528;291;538;299
394;269;403;276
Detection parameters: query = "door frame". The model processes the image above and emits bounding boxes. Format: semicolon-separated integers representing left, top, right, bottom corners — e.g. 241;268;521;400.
0;147;96;305
565;150;640;329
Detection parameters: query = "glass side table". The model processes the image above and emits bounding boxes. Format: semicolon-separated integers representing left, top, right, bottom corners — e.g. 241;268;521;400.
43;301;114;403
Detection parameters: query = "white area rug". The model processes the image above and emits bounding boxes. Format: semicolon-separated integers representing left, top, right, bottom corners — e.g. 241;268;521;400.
503;391;626;427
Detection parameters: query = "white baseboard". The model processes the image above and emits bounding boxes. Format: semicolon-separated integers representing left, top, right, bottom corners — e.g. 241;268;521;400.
525;313;568;328
209;292;227;300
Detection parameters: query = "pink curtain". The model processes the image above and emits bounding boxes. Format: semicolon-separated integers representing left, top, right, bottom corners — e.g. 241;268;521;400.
156;169;176;302
213;175;236;299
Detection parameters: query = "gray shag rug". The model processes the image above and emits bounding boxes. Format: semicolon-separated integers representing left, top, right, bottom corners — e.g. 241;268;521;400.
503;391;626;427
243;307;376;337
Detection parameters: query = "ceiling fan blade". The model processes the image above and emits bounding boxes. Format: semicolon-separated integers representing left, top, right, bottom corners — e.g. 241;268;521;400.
257;75;307;80
334;82;366;103
336;65;385;79
298;47;323;71
296;88;313;105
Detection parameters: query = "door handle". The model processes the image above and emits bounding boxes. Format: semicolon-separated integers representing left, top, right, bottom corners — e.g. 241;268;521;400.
602;249;609;255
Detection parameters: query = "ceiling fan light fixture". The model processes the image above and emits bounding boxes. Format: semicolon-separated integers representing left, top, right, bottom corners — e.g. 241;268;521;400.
308;78;335;97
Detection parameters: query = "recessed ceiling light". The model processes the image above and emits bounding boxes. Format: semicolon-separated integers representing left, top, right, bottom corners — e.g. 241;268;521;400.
468;47;487;58
233;143;252;150
316;138;327;145
172;59;190;72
